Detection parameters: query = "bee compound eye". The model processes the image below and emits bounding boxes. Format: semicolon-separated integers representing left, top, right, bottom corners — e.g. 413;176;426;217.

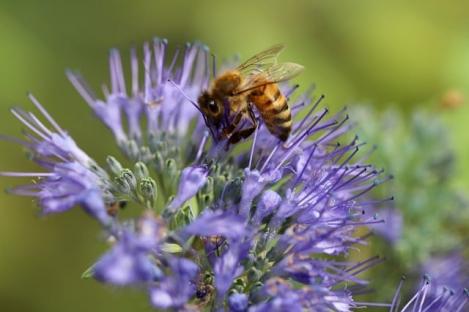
208;100;218;112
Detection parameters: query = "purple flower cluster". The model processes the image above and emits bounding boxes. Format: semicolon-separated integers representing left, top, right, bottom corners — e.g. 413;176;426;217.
1;38;466;311
67;39;207;149
1;94;113;224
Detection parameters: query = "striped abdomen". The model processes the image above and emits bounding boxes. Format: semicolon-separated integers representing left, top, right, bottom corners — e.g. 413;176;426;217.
249;84;291;141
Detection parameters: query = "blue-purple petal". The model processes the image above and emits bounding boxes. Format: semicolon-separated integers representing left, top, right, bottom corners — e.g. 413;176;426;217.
168;165;208;212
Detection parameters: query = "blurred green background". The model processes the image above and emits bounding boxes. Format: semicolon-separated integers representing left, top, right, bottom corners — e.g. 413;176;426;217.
0;1;468;311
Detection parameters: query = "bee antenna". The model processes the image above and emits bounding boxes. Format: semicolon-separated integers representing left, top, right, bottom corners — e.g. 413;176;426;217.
167;79;218;140
167;79;202;113
211;53;217;78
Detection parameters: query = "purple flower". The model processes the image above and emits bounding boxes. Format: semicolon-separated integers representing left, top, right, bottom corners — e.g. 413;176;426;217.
94;231;162;285
251;190;282;226
1;95;112;224
239;169;280;218
249;278;354;312
149;257;199;309
167;165;208;213
38;162;110;223
67;38;209;146
229;293;248;312
94;214;164;285
387;275;468;312
137;212;165;249
183;210;251;297
214;240;251;297
7;95;92;164
182;210;246;242
421;252;468;306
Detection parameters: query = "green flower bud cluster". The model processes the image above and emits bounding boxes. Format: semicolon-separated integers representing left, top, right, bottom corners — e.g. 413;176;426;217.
106;156;157;209
207;161;243;206
119;139;154;163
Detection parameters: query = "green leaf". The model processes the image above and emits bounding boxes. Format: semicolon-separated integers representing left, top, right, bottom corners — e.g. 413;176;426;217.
161;243;183;253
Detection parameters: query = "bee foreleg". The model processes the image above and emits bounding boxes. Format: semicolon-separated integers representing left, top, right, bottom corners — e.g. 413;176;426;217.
222;111;243;138
239;125;256;139
224;107;257;147
247;105;258;125
227;122;257;145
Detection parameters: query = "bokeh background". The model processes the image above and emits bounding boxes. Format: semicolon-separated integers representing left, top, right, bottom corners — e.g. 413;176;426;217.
0;1;468;311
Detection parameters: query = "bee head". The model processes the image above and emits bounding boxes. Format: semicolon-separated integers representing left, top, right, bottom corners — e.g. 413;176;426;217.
198;91;224;125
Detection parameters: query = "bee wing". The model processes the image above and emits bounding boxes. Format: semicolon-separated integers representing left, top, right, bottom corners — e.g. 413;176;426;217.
236;44;285;74
258;62;304;82
234;62;304;95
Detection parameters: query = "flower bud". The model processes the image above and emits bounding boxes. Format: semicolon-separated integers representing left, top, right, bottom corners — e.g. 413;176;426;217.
126;139;140;160
121;169;137;191
166;158;178;178
114;176;131;194
139;177;157;208
106;156;123;175
134;162;149;180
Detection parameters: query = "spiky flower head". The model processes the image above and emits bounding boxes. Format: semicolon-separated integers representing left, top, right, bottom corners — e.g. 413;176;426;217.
387;275;468;312
1;38;465;312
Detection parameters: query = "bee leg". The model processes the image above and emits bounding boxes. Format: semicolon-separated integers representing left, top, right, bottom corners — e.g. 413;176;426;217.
222;111;243;138
224;109;257;147
247;104;257;122
227;123;257;146
244;105;259;136
239;125;256;139
227;106;257;143
227;131;243;146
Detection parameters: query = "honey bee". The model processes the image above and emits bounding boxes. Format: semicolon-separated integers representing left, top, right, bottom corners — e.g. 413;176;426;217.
198;44;303;145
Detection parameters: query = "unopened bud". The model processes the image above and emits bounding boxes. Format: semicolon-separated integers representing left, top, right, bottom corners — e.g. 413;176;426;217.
134;162;149;180
166;159;178;177
115;176;131;194
121;169;137;190
139;177;157;208
106;156;123;175
127;140;140;160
